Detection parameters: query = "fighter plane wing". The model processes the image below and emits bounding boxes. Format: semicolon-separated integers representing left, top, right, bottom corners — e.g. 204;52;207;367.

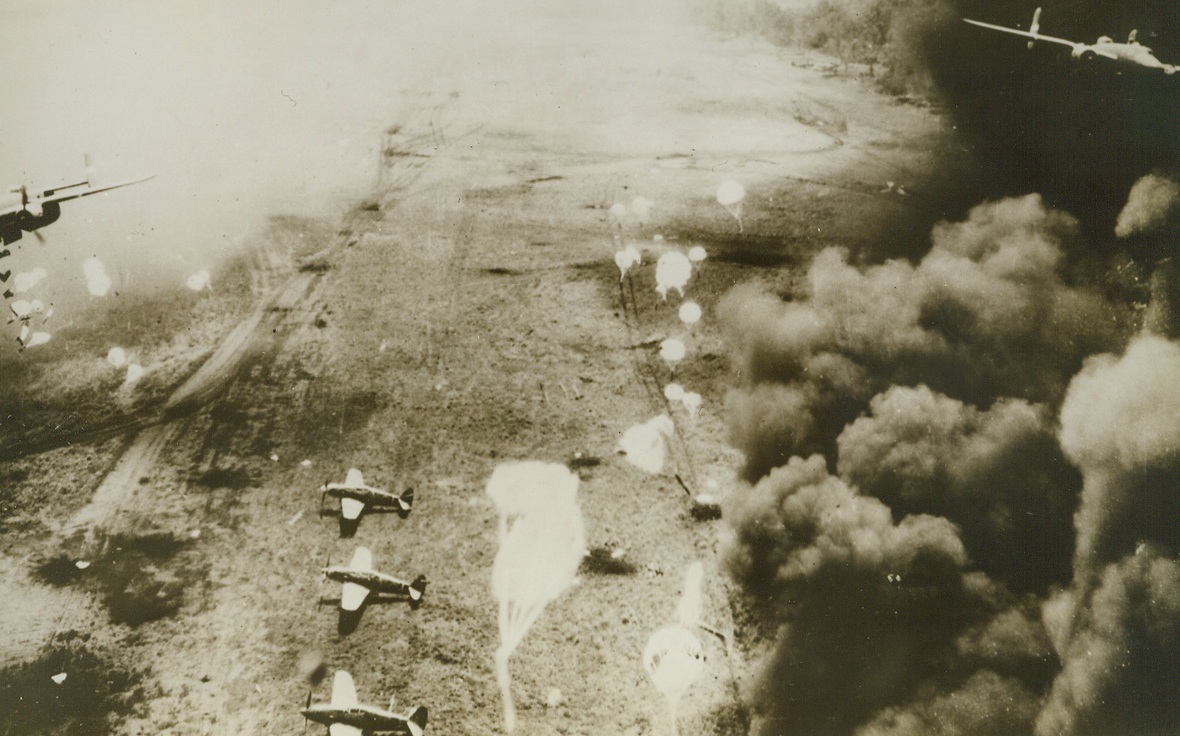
329;723;362;736
344;468;364;487
340;497;366;521
331;670;359;708
349;546;372;571
963;18;1078;49
341;582;370;612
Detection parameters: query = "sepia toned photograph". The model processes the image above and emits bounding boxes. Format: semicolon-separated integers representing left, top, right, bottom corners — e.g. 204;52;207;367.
1;1;1177;734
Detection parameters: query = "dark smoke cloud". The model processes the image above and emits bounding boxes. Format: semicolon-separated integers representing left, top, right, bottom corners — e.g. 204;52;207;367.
837;385;1078;591
1040;547;1180;736
1040;335;1180;735
719;194;1128;480
855;670;1041;736
1058;335;1180;574
716;3;1180;732
723;454;996;735
1115;174;1180;240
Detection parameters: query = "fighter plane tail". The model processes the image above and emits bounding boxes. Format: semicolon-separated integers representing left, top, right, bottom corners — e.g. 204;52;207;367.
406;705;428;736
409;574;427;602
400;487;414;512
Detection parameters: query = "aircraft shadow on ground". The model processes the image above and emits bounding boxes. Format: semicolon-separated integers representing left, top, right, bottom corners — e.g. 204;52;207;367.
316;506;412;538
317;595;421;636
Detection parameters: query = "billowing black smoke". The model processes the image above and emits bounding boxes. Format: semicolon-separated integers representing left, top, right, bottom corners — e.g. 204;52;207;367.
718;194;1129;482
718;3;1180;733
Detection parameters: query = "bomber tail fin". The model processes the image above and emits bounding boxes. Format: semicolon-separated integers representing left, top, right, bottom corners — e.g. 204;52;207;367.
400;487;414;513
1027;7;1042;48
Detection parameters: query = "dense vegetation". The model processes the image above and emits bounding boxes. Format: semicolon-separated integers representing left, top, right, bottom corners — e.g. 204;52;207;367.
697;0;950;95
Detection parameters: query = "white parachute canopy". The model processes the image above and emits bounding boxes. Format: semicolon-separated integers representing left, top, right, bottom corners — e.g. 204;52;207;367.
687;245;708;263
681;391;702;417
716;179;746;232
9;299;33;321
643;625;704;736
186;269;211;292
678;301;702;326
488;461;586;733
125;363;145;385
618;413;675;474
83;258;112;297
659;338;687;372
107;347;127;367
655;252;692;301
631;195;655;223
13;267;48;294
18;328;51;349
664;383;685;402
615;245;642;281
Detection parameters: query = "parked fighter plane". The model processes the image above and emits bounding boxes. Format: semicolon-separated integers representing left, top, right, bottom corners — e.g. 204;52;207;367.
302;670;428;736
964;7;1178;74
1;164;153;246
320;468;413;522
323;547;427;611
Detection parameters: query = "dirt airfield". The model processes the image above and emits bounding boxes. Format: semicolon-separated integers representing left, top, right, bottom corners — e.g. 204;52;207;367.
0;3;943;734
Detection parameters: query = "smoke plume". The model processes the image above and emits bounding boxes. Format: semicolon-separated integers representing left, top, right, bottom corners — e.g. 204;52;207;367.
717;1;1180;733
837;386;1077;591
719;194;1128;481
723;455;995;735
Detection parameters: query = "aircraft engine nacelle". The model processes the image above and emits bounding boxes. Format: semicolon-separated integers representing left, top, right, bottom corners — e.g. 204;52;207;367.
18;201;61;232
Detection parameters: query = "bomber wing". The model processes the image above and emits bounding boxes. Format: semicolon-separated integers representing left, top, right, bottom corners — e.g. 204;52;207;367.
36;174;155;205
963;18;1079;49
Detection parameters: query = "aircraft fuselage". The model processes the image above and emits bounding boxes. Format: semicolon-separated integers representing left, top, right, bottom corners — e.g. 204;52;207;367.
323;567;417;596
1077;39;1177;73
302;704;412;733
324;485;410;512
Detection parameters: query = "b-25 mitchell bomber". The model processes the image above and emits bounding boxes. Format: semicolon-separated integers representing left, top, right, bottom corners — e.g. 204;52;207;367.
303;670;428;736
323;546;427;612
964;7;1178;74
1;164;153;246
320;468;413;522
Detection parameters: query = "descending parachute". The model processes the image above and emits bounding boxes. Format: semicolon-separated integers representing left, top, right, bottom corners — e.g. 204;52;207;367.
488;461;586;733
678;301;702;326
186;269;211;292
644;562;709;736
83;257;111;297
618;414;675;474
615;245;642;281
660;338;687;372
655;252;692;300
716;180;745;232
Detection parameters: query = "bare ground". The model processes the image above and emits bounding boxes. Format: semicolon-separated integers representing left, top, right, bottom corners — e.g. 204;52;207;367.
0;15;944;736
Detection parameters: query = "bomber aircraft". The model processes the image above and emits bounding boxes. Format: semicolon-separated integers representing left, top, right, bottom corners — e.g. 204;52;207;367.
1;165;153;246
322;546;427;612
320;468;413;522
302;670;428;736
964;7;1178;74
